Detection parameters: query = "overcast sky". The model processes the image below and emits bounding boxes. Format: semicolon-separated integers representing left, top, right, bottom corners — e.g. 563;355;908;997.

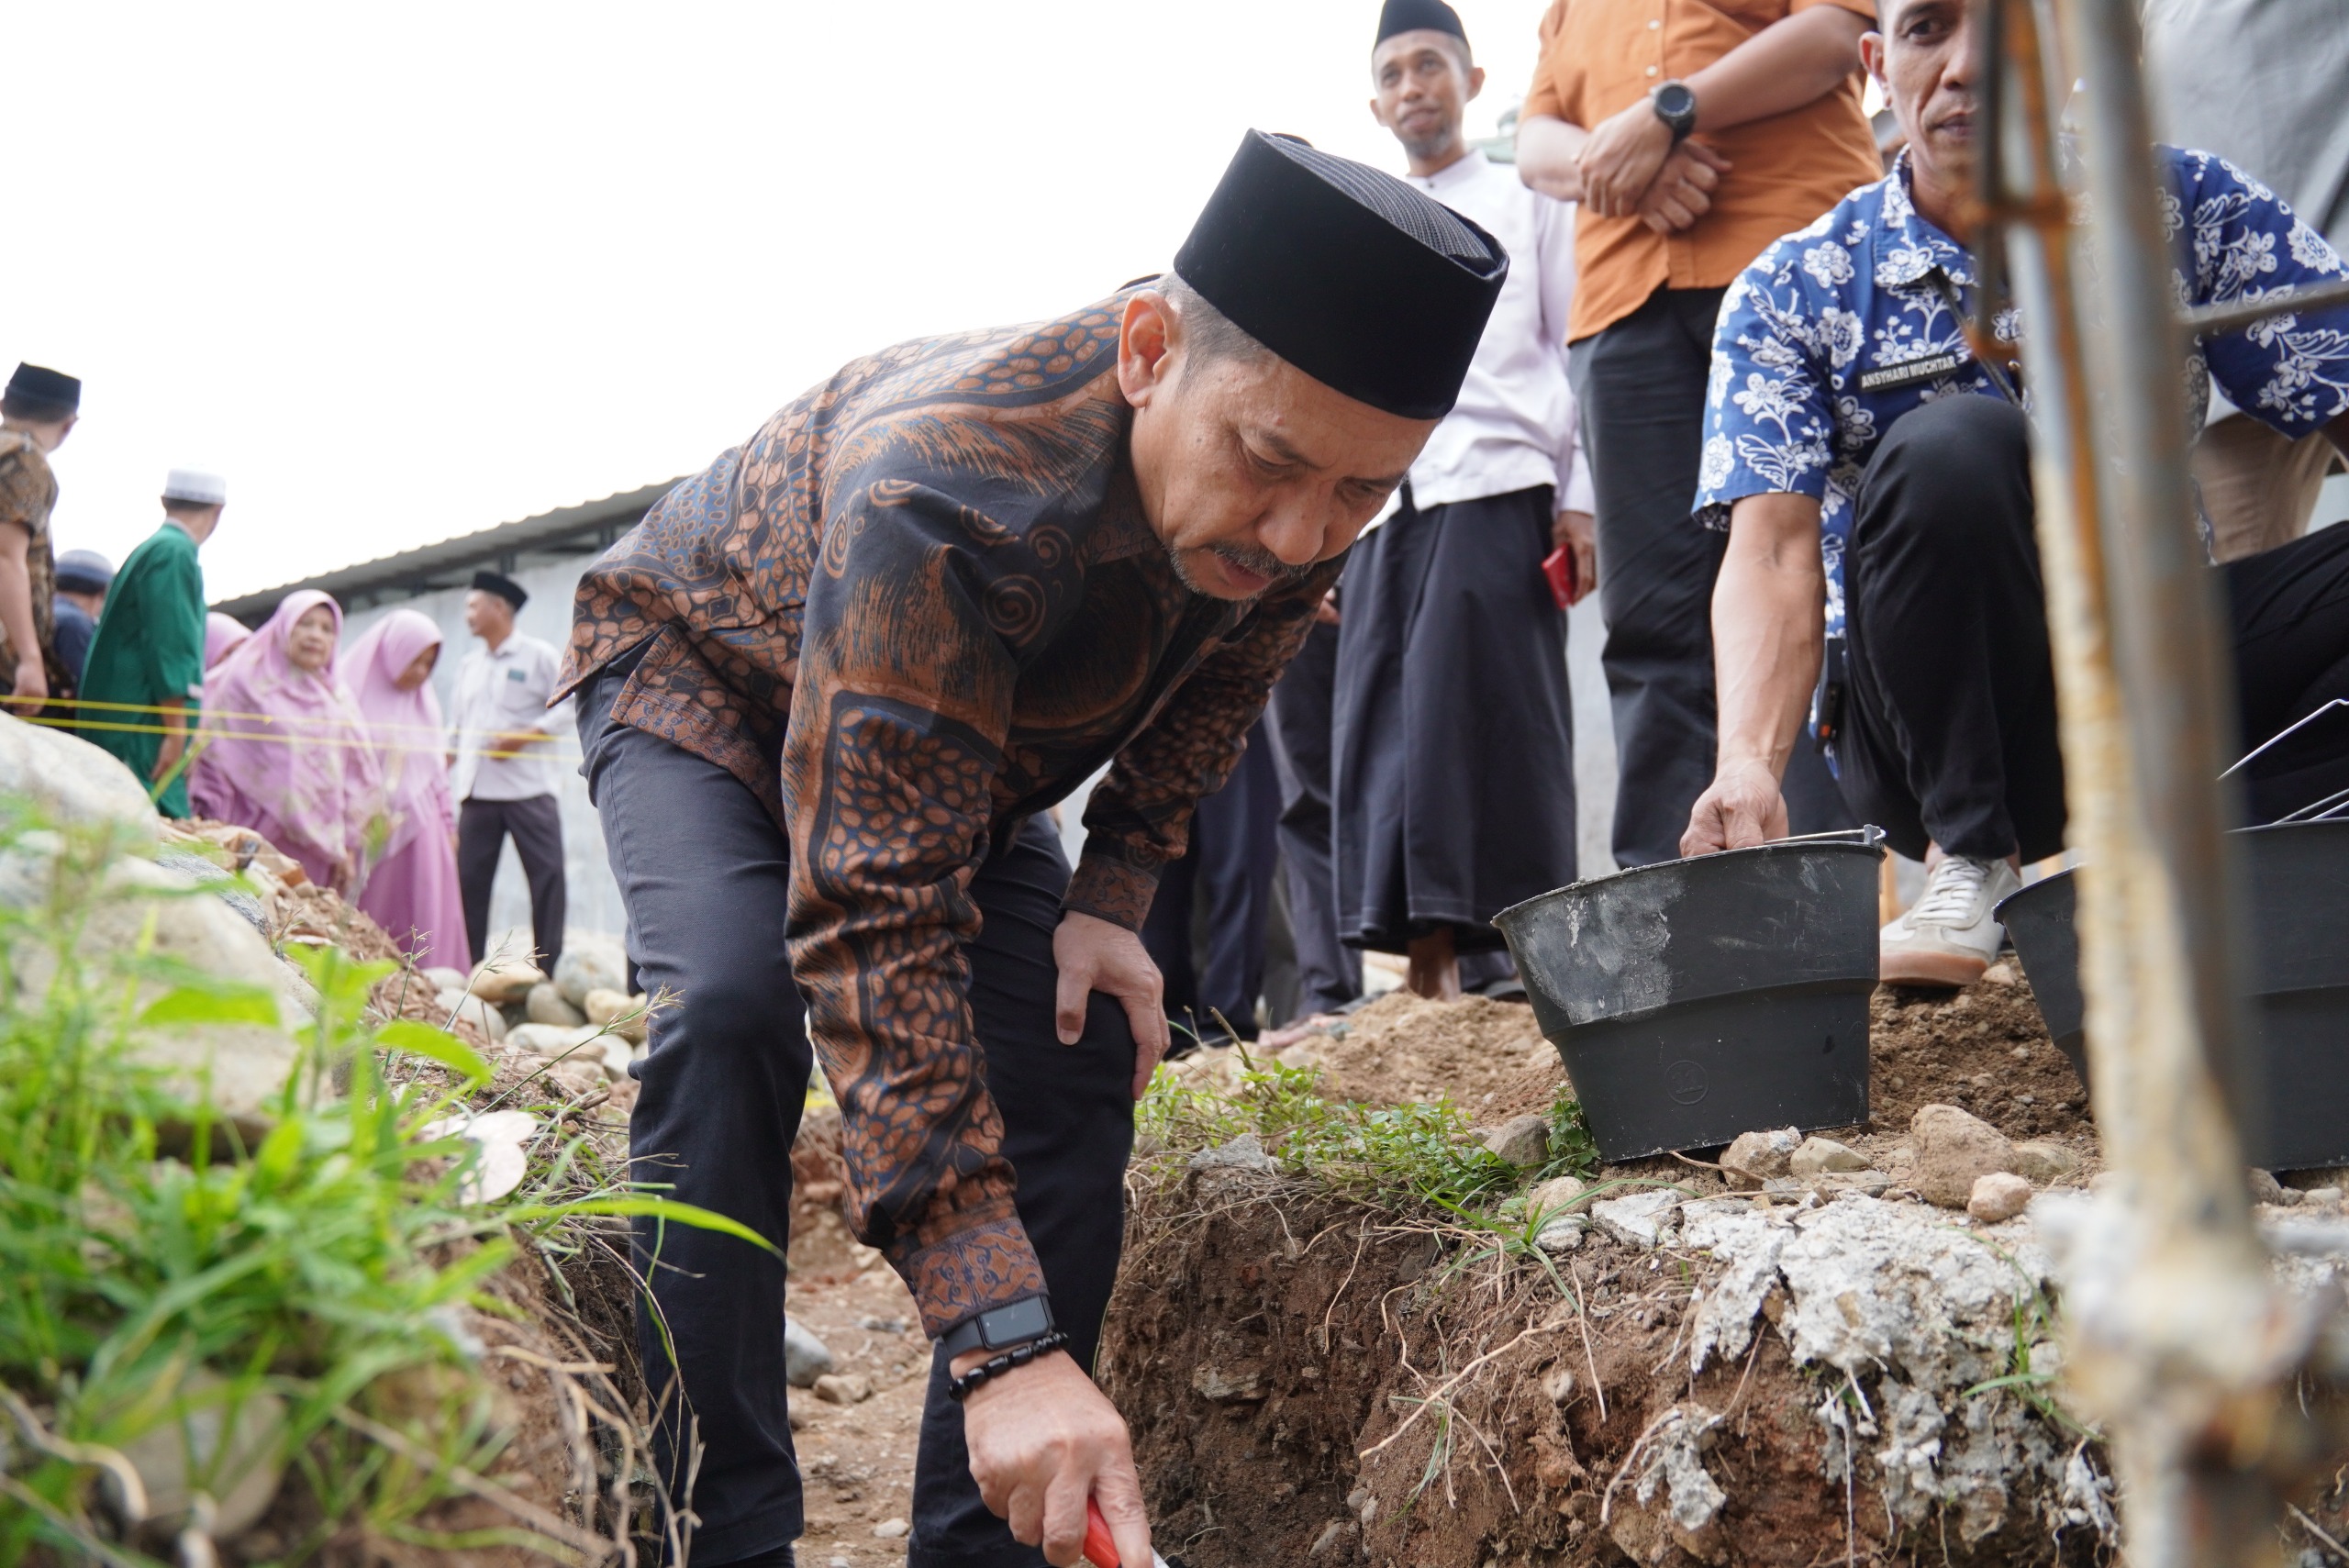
5;2;1552;600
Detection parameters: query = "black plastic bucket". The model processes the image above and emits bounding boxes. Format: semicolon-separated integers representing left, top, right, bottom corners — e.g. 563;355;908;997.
1492;829;1886;1161
1997;818;2349;1169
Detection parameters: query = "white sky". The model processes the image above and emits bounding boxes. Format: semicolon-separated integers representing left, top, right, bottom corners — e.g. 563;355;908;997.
5;2;1548;601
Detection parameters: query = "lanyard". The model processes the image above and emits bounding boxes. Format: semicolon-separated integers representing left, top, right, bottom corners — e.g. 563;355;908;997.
1927;270;2025;406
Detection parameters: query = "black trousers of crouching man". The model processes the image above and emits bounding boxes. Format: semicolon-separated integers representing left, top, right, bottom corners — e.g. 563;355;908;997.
578;661;1139;1568
1838;394;2349;862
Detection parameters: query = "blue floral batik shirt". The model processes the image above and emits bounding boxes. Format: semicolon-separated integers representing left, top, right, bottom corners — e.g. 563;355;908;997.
1694;146;2349;641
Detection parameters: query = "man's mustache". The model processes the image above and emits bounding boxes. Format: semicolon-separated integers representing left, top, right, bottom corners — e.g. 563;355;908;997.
1208;542;1316;590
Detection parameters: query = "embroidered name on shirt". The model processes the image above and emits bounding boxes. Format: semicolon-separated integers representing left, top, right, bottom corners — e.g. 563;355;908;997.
1857;350;1974;393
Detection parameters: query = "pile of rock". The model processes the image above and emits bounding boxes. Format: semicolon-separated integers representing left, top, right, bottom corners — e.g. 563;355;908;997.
458;932;651;1099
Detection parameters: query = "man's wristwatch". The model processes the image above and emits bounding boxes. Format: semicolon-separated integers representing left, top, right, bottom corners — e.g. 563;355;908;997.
939;1297;1056;1360
1651;80;1699;143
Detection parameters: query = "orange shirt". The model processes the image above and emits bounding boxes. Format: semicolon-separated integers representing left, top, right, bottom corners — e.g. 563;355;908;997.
1525;0;1884;341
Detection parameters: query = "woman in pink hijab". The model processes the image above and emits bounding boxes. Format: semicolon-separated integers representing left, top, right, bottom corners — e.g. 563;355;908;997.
203;612;250;671
190;590;385;894
339;608;468;967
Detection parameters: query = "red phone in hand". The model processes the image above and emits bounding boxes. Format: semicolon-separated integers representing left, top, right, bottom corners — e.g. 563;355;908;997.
1542;545;1579;611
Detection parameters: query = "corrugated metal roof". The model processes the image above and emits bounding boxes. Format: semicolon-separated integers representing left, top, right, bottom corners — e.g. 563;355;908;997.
212;478;682;623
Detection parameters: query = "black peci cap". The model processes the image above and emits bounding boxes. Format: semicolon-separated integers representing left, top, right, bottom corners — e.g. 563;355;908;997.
5;363;81;417
471;570;528;610
1376;0;1467;47
1174;130;1506;420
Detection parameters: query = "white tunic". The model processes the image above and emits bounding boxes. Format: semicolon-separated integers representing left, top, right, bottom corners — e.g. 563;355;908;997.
1390;149;1594;517
448;630;566;802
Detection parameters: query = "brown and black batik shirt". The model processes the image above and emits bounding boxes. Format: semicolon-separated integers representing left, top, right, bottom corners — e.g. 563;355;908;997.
561;291;1338;1335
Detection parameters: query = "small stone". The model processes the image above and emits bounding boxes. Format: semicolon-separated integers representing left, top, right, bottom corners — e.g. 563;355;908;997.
2011;1140;2080;1183
554;940;629;1008
1526;1173;1586;1218
813;1373;872;1405
1188;1132;1278;1173
1542;1364;1577;1404
582;987;634;1027
1967;1171;2034;1222
785;1317;834;1388
1789;1136;1868;1178
436;987;508;1043
421;965;471;995
1720;1128;1801;1190
468;956;544;1005
1533;1215;1588;1252
789;1407;811;1431
1309;1519;1358;1557
873;1518;908;1540
1813;1168;1893;1197
505;1022;598;1060
114;1373;287;1541
2249;1168;2294;1207
860;1315;908;1334
526;982;587;1028
1910;1103;2019;1208
1590;1188;1681;1249
1483;1113;1552;1169
1982;961;2020;985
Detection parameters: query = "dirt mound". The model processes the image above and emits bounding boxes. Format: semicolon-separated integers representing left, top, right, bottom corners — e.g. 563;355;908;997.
1870;969;2085;1139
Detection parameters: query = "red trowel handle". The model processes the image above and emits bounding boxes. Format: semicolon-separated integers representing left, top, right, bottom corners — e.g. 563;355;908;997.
1085;1496;1174;1568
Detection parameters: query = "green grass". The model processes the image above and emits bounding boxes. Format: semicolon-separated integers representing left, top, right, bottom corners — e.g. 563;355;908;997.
0;803;759;1565
1140;1048;1603;1218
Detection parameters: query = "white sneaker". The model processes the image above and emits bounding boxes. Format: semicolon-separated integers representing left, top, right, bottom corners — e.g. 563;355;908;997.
1880;854;2021;987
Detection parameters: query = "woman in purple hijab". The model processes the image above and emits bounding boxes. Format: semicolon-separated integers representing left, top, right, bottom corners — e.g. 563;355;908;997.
340;608;468;967
190;590;385;894
204;612;251;670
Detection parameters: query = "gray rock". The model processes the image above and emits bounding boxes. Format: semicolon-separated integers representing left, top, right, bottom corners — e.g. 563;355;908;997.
1814;1169;1894;1198
1591;1188;1682;1249
813;1373;872;1405
505;1022;597;1060
1967;1171;2034;1223
1526;1173;1587;1218
114;1372;286;1543
1484;1113;1553;1169
526;981;586;1028
785;1316;834;1387
2250;1167;2295;1207
0;712;157;840
434;987;507;1043
421;965;471;995
1534;1214;1589;1252
1188;1132;1279;1173
554;940;628;1008
468;957;543;1005
1790;1136;1868;1178
1910;1104;2018;1208
1308;1519;1358;1558
1720;1127;1801;1190
155;847;270;933
2010;1140;2080;1184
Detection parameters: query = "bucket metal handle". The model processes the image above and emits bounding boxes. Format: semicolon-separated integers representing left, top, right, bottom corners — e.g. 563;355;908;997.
1758;825;1887;850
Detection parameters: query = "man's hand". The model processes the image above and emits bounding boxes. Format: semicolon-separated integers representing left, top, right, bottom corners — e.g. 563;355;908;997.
1576;100;1676;218
1551;510;1598;606
960;1349;1153;1568
1637;141;1731;234
492;728;550;754
1681;759;1788;857
1314;588;1341;627
151;732;186;784
10;657;46;704
1053;910;1170;1099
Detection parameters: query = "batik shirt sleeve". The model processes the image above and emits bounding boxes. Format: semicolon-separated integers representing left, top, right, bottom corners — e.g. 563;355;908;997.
1067;569;1337;930
2171;148;2349;434
1694;228;1846;527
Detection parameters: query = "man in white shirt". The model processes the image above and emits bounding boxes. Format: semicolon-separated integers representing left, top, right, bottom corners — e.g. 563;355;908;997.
1327;0;1598;1000
451;570;568;973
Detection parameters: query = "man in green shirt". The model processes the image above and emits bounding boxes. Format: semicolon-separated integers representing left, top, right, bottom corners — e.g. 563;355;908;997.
81;470;224;817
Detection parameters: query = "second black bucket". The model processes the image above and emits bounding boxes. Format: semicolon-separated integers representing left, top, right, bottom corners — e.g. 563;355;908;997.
1493;829;1886;1162
1997;817;2349;1170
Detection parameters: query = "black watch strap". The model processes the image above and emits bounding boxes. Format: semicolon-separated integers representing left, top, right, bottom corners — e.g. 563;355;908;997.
1651;80;1699;143
939;1297;1055;1359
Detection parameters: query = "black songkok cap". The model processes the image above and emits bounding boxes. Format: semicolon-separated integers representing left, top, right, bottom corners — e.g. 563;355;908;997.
472;570;529;610
1174;130;1506;420
1375;0;1468;46
6;363;81;417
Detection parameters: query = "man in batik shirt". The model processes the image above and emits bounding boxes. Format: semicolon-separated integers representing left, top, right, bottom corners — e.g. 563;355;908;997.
0;364;81;708
1682;0;2349;986
561;131;1506;1568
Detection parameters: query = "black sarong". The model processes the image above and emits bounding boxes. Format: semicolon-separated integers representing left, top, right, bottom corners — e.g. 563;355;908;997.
1331;484;1578;953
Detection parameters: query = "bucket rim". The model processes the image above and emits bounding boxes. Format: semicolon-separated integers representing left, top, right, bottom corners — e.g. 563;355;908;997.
1490;825;1888;934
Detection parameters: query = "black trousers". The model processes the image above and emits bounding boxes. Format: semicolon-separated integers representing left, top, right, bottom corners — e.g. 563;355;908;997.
456;794;567;970
1264;620;1362;1017
1839;394;2349;862
1331;485;1577;954
1141;717;1280;1044
578;666;1137;1568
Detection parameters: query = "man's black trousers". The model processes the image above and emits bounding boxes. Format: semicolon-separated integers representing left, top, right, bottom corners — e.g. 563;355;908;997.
456;794;567;970
1570;285;1850;866
1264;620;1362;1017
578;664;1138;1568
1141;717;1279;1043
1839;393;2349;862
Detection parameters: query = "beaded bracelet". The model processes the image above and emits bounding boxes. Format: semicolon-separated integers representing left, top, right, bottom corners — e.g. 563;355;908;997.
946;1329;1072;1403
